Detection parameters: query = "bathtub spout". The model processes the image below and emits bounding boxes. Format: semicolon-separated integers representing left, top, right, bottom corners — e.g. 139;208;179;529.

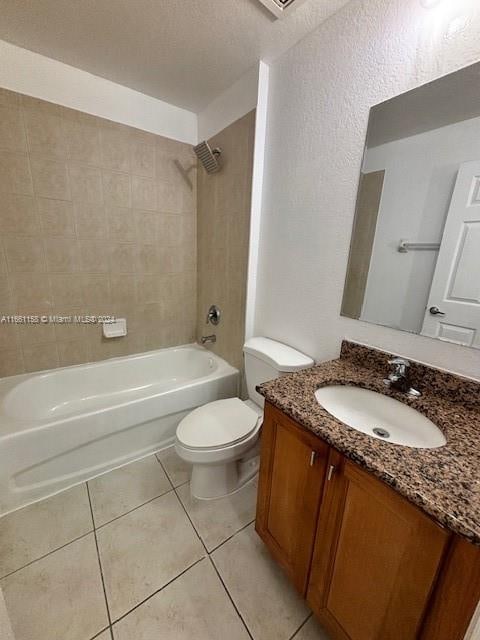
201;335;216;344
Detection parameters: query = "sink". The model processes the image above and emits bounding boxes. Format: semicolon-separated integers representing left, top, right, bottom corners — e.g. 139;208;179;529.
314;385;446;449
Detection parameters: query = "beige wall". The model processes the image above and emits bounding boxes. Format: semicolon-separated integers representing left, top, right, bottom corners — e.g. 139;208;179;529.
0;88;196;376
197;111;255;369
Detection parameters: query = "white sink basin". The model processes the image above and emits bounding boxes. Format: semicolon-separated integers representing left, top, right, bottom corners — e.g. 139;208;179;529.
314;385;446;449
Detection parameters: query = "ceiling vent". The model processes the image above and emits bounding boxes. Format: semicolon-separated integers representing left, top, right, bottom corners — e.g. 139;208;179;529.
257;0;309;19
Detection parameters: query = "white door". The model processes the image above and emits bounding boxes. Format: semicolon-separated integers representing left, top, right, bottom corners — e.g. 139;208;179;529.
422;161;480;348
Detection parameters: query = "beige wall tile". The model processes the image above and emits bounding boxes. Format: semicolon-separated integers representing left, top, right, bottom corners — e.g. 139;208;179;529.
64;118;102;166
44;238;79;273
100;123;130;172
17;320;56;347
57;339;89;367
68;163;103;203
30;157;70;199
23;342;59;372
78;239;110;273
107;206;136;242
0;91;197;378
130;137;155;178
0;347;24;377
82;275;111;311
0;194;38;235
196;111;255;369
0;152;33;195
37;198;75;237
4;236;45;273
50;274;85;308
74;201;107;238
102;170;131;207
24;109;67;159
0;88;20;108
132;176;156;211
109;243;136;273
10;273;53;313
0;106;26;153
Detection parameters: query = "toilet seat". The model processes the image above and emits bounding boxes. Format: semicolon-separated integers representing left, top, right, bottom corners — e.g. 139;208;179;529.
176;398;260;450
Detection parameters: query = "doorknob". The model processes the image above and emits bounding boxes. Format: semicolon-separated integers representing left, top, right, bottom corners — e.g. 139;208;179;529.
429;306;445;316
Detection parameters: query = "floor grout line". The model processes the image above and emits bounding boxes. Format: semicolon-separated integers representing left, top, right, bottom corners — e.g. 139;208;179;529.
208;518;256;554
92;486;175;531
110;557;205;626
207;554;255;640
88;625;112;640
288;613;313;640
0;529;93;581
86;483;114;631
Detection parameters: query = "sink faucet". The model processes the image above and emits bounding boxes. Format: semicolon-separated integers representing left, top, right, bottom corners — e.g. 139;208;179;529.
201;334;216;344
383;358;421;397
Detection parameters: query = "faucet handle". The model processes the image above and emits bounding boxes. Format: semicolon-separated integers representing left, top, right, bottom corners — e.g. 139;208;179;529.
388;357;410;367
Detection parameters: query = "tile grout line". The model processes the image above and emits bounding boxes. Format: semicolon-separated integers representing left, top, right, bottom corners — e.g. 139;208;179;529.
288;613;313;640
208;518;256;554
86;482;114;633
207;554;255;640
93;486;175;532
0;529;93;581
110;557;205;626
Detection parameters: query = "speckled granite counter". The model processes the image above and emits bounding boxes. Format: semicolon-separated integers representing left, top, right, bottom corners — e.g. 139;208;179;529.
257;341;480;544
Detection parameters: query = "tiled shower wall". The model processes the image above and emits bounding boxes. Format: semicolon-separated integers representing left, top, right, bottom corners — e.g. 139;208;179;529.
197;111;255;369
0;88;196;376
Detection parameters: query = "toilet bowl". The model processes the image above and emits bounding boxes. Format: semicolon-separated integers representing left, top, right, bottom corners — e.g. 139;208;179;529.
175;337;314;499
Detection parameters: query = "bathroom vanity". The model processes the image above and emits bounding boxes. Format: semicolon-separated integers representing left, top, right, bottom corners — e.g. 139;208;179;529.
255;342;480;640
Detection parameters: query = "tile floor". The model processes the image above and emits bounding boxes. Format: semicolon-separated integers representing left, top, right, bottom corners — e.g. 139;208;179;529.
0;447;331;640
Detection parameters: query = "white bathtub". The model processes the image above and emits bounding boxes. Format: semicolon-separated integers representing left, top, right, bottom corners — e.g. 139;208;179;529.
0;344;238;516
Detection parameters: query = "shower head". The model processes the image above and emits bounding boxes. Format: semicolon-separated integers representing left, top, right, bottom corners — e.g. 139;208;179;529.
193;141;222;174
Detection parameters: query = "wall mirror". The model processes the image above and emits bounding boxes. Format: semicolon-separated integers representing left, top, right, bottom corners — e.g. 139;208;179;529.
342;62;480;349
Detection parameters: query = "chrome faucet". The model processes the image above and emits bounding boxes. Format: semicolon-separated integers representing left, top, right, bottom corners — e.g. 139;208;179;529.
201;334;216;344
383;358;421;397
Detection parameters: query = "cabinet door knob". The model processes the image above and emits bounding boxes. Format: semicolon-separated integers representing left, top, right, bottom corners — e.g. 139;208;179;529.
327;464;336;481
310;451;317;467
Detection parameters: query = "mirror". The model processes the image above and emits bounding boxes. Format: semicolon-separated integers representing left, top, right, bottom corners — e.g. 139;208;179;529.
342;62;480;349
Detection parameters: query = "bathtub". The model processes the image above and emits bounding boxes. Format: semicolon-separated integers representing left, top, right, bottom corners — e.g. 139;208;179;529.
0;344;239;516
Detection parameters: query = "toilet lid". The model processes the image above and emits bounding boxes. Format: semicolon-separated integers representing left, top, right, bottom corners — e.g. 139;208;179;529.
177;398;260;449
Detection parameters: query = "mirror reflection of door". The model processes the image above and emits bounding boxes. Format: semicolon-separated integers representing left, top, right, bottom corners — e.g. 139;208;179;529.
421;161;480;348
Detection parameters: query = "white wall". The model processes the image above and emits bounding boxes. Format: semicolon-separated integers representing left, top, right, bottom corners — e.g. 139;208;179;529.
0;40;197;143
362;115;480;333
254;0;480;380
197;65;259;141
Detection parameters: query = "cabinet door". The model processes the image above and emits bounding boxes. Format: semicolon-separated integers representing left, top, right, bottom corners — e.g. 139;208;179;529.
307;451;450;640
256;402;329;595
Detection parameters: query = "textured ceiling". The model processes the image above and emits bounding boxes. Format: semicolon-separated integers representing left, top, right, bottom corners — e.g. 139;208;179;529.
0;0;349;112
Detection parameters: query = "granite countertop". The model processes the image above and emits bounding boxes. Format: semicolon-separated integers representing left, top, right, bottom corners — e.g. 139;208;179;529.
257;341;480;544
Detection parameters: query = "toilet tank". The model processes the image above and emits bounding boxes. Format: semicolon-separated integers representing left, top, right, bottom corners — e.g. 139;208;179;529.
243;337;314;407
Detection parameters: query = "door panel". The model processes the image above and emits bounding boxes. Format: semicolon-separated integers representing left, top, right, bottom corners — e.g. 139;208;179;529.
256;402;328;594
422;161;480;347
307;457;450;640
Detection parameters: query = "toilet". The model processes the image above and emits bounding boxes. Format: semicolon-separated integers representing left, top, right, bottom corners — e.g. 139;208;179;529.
175;337;314;499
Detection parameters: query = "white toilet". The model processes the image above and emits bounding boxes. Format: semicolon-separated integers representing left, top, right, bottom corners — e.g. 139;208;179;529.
175;337;314;499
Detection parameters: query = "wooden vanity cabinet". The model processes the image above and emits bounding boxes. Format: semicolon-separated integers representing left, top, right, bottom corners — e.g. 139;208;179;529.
307;449;450;640
256;402;329;594
256;402;480;640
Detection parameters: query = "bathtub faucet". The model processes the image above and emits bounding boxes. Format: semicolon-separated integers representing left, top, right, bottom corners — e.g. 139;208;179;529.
201;334;216;344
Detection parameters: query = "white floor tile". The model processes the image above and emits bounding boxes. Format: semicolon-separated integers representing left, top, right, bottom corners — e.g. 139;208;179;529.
112;558;250;640
156;446;191;487
97;491;204;621
212;523;310;640
176;477;257;551
88;456;171;527
1;534;108;640
0;484;92;577
293;616;331;640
